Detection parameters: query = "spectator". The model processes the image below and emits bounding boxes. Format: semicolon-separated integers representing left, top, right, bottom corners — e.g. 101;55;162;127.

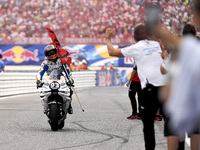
0;0;192;42
105;64;107;70
78;59;88;71
160;23;200;150
100;64;105;70
126;63;142;120
109;61;114;70
151;0;200;145
159;48;186;150
70;59;77;72
105;23;167;150
0;53;5;73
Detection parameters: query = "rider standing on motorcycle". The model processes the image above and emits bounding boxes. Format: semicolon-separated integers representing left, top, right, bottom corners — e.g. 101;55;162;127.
36;44;74;114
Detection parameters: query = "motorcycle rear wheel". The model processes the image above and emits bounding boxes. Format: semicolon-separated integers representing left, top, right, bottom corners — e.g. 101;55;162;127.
49;104;59;131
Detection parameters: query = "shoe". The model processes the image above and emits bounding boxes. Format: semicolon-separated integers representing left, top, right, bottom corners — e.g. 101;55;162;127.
155;115;163;121
127;114;138;120
68;106;73;114
137;116;142;120
137;113;142;120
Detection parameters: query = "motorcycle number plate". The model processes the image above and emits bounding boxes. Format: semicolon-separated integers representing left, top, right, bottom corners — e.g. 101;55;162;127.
49;81;60;90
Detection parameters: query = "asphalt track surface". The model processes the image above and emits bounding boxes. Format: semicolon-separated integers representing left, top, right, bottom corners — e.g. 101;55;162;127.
0;87;190;150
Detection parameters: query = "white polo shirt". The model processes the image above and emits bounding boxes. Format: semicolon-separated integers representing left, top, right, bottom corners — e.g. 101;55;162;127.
121;40;167;89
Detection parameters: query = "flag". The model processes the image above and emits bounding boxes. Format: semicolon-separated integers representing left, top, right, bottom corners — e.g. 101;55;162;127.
46;28;71;65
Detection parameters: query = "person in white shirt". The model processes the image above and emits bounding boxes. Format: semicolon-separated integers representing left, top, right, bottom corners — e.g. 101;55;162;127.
105;23;167;150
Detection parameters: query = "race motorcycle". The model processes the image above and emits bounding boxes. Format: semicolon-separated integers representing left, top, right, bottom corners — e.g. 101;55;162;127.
38;70;72;131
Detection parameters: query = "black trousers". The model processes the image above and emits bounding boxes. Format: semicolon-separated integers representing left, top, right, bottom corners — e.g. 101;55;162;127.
141;83;162;150
128;81;142;116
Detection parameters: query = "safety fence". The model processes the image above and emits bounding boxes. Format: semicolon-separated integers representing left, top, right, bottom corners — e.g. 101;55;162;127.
0;71;96;97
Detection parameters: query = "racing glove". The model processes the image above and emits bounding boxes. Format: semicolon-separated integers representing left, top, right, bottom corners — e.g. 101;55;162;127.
67;78;74;87
36;80;43;89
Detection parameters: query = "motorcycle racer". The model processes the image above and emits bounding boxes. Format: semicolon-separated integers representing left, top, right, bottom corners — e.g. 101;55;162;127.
36;44;74;114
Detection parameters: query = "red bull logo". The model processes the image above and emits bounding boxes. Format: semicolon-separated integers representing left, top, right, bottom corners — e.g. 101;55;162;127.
1;46;39;63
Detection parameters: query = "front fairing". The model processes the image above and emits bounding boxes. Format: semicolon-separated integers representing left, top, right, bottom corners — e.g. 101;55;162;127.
39;69;71;99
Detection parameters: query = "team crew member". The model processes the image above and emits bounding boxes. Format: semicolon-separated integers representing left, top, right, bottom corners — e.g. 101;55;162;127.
126;63;142;119
105;23;167;150
36;45;74;114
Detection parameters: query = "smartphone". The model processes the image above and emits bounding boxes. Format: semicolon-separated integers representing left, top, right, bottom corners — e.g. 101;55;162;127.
145;5;160;33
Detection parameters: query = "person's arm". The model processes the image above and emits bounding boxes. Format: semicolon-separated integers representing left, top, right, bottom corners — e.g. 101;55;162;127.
126;69;137;87
153;24;180;53
36;62;48;80
2;63;5;72
160;50;168;74
105;28;124;57
62;64;71;79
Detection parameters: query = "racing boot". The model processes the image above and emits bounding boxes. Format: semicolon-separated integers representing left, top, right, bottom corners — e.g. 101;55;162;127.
68;103;73;114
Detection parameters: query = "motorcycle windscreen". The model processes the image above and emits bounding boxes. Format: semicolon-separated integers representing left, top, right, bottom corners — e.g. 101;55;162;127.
49;69;62;80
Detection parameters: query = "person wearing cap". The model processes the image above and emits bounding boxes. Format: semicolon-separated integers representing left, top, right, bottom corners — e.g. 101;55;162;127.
36;44;74;114
0;53;5;73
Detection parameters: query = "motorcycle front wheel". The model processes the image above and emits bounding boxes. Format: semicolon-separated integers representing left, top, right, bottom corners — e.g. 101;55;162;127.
49;104;59;131
58;120;65;129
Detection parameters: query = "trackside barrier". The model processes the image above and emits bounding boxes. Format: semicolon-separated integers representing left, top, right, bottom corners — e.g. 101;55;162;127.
0;71;96;97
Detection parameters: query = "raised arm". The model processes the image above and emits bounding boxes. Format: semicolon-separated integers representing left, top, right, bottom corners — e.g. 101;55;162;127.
105;28;124;57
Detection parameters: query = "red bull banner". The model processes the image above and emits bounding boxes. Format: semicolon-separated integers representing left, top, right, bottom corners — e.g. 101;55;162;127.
0;45;45;65
0;44;134;67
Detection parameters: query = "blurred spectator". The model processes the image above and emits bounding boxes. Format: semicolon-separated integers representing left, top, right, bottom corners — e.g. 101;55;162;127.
151;0;200;141
109;61;114;70
70;59;77;71
100;64;105;70
78;59;88;71
0;53;5;72
0;0;192;42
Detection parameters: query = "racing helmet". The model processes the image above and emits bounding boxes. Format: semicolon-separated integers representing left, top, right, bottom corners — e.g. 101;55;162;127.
44;45;58;60
82;59;87;64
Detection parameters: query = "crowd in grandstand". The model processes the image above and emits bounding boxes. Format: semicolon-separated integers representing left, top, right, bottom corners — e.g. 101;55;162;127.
0;0;192;41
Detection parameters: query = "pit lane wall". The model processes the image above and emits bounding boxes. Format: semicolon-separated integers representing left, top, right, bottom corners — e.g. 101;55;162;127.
0;69;131;97
0;71;96;97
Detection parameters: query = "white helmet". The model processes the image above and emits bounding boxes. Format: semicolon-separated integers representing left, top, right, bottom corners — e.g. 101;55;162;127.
79;61;83;65
82;59;87;64
44;45;58;60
